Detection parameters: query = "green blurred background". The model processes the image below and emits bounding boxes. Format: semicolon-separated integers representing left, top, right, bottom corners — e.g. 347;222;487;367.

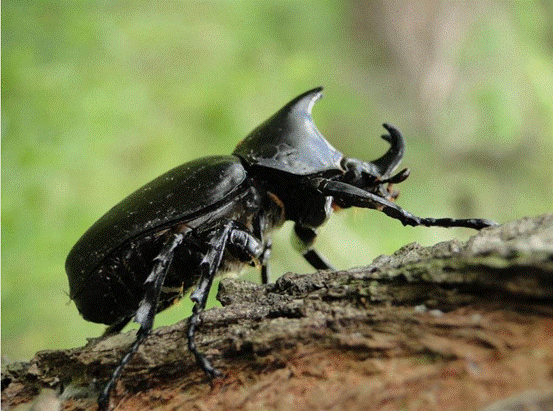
3;1;552;362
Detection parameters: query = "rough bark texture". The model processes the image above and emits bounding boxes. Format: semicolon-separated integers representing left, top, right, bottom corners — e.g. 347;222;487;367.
3;214;553;411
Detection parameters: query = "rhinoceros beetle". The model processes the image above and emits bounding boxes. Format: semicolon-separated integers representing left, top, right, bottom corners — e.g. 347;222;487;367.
66;87;495;409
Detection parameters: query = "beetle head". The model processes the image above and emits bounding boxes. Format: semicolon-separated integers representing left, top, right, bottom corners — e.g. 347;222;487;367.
234;89;410;204
339;123;410;203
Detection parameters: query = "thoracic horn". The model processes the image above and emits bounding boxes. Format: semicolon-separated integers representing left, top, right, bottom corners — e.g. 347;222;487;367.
371;123;406;177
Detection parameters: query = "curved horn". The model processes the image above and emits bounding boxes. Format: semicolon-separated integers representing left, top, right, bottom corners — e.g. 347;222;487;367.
286;86;324;115
371;123;406;177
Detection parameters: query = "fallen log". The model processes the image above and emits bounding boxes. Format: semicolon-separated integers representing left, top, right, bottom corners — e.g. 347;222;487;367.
3;214;553;410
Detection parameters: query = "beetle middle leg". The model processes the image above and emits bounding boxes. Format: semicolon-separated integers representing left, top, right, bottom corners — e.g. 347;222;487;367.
187;221;265;378
260;239;272;284
98;232;185;410
293;224;334;270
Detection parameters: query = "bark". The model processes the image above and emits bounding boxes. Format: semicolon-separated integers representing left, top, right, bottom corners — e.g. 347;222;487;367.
3;214;553;411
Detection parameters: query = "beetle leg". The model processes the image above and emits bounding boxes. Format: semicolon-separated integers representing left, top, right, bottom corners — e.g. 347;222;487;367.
101;316;132;337
98;232;184;411
260;239;272;284
187;223;233;379
187;221;264;378
314;179;497;229
293;224;335;270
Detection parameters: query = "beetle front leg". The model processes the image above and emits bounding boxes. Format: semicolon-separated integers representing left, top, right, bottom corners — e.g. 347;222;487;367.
315;179;497;230
98;232;185;411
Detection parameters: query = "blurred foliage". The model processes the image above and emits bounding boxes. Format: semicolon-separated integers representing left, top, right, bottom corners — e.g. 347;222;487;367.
2;1;552;361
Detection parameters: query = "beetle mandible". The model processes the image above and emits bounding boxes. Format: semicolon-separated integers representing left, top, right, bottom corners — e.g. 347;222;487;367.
66;87;496;409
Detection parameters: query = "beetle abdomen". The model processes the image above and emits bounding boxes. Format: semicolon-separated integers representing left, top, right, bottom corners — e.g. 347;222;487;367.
66;156;249;307
72;228;193;324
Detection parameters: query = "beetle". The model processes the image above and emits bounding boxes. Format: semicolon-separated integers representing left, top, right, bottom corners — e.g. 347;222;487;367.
66;87;496;409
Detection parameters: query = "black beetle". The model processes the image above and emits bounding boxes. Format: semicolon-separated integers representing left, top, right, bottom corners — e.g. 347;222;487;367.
66;87;496;409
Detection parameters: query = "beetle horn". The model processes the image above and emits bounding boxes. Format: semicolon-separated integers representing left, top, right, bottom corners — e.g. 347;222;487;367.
371;123;406;177
287;86;324;115
234;86;344;175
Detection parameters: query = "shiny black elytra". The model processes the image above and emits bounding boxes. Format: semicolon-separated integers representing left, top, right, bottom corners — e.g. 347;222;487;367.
66;87;496;409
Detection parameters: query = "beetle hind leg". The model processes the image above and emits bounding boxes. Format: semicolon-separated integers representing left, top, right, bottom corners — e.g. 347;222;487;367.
98;232;185;411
